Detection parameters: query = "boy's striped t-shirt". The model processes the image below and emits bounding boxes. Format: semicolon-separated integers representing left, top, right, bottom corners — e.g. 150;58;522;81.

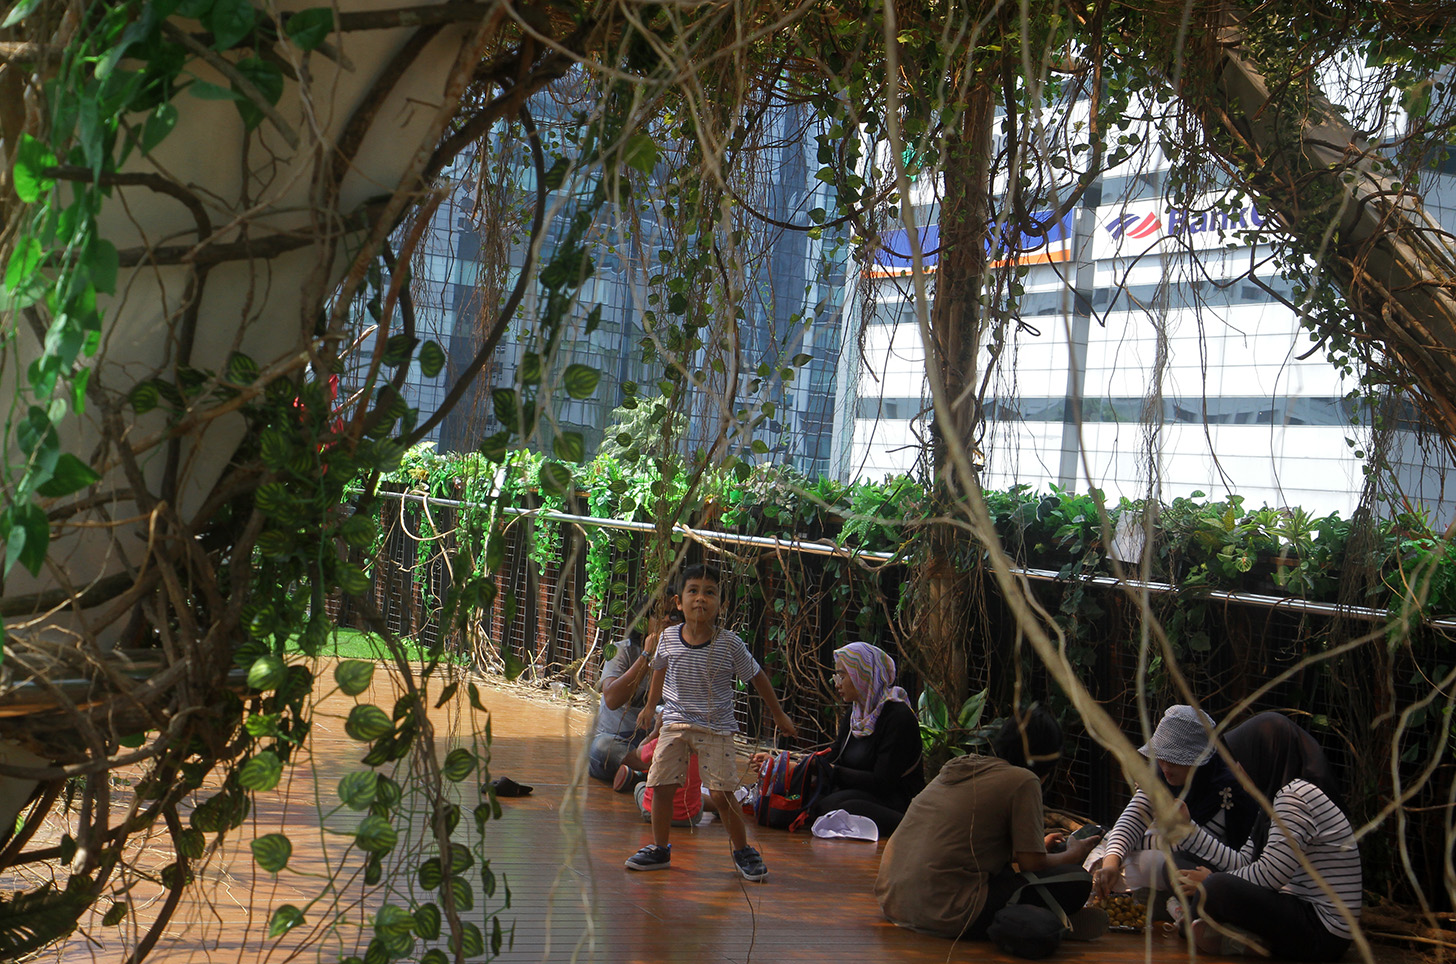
1179;778;1362;938
652;624;760;733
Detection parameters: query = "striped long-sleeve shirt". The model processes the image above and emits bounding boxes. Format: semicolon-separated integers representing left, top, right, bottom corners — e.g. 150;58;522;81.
1179;779;1362;939
1103;787;1233;862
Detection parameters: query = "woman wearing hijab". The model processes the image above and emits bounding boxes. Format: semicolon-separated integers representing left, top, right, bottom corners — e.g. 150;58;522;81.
1176;713;1360;961
804;641;925;835
1093;705;1259;898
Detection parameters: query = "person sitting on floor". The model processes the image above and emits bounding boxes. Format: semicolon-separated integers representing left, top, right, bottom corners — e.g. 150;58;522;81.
1175;713;1360;961
750;640;922;837
874;704;1104;939
587;594;681;787
1092;704;1258;899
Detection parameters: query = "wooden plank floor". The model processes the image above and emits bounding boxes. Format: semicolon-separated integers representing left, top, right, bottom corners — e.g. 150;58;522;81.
429;685;1410;964
26;677;1417;964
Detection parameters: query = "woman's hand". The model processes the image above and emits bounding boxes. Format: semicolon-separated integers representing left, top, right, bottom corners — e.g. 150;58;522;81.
1092;854;1122;899
635;702;656;733
772;710;799;741
1178;866;1211;896
749;751;772;771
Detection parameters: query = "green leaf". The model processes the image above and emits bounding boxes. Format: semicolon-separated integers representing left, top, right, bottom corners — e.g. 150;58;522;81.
341;515;376;550
562;363;601;399
491;389;518;425
441;748;476;783
254;482;293;520
247;655;288;692
790;352;812;367
7;502;51;575
421;950;450;964
478;431;510;463
554;431;585;463
345;704;393;742
232;57;284;130
538;462;572;496
5;236;44;295
238;750;283;792
101;901;129;926
418;857;443;890
382;334;417;368
206;0;256;49
160;861;193;889
35;453;99;498
177;827;206;859
140;103;178;153
374;904;414;957
334;659;375;697
502;649;526;682
268;904;305;938
353;814;398;853
251;833;292;872
245;713;280;738
227;352;259;385
541;158;568;190
447;843;474;873
83;239;118;295
459;922;485;958
623;132;659;174
336;562;371;595
413;903;442;940
187;79;242;101
520;351;542;385
418;340;446;378
12;134;56;204
337;770;379;810
448;876;474;911
127;380;160;415
284;7;334;49
1;0;44;27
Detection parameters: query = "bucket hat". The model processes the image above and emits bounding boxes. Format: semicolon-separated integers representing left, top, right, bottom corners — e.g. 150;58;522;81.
1138;705;1217;766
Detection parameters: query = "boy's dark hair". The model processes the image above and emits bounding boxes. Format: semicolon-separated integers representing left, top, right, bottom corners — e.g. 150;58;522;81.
991;704;1062;777
678;563;721;587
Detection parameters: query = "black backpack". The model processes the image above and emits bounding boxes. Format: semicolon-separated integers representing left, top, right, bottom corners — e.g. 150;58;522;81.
987;904;1065;959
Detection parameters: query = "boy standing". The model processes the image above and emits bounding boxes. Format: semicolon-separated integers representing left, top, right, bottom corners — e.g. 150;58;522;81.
624;564;798;880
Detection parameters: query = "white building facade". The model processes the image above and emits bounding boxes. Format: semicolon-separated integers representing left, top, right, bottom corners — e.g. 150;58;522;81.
838;183;1456;520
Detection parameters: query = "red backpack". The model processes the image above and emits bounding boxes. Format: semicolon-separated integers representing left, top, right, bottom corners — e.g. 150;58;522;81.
753;749;832;831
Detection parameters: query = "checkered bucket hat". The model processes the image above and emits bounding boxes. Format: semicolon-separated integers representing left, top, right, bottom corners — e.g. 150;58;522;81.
1138;705;1217;766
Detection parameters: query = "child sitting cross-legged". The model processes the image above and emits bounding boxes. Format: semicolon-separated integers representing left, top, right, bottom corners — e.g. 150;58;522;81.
624;564;798;881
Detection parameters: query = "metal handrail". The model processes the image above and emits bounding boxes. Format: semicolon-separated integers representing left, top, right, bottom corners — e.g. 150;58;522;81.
375;487;1451;628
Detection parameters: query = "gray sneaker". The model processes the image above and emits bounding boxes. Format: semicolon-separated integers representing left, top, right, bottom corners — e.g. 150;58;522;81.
732;845;768;881
625;844;671;871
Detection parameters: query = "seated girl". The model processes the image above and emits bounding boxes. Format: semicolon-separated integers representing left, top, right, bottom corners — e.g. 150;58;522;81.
1094;704;1258;897
1176;713;1360;962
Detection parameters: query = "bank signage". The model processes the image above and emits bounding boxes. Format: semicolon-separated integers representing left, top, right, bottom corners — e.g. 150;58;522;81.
869;210;1073;278
1093;195;1272;260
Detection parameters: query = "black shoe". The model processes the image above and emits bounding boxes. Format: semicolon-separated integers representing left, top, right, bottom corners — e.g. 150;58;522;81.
489;777;533;797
